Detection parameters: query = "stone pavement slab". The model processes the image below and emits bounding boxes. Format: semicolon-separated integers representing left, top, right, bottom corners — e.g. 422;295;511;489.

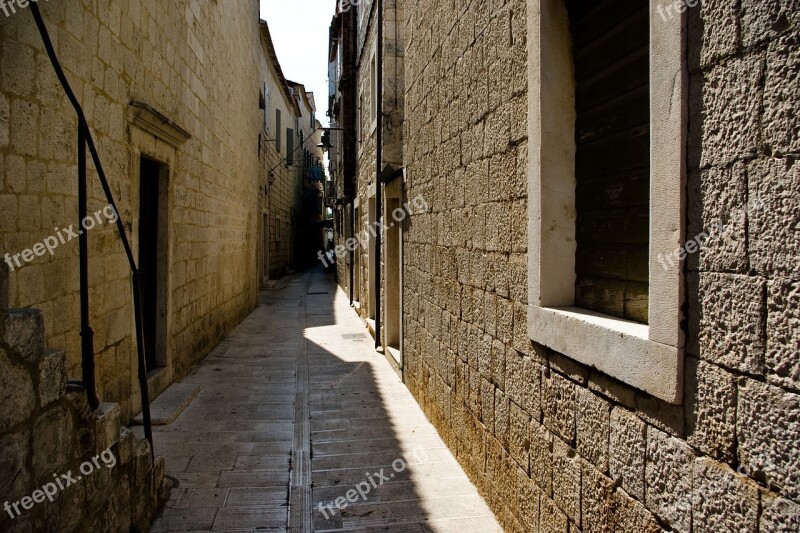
139;269;500;532
134;383;201;425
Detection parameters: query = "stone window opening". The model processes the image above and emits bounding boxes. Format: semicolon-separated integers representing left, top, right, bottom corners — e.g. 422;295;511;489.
527;0;686;404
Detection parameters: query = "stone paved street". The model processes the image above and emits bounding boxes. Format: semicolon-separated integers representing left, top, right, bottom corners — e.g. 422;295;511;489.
143;268;501;532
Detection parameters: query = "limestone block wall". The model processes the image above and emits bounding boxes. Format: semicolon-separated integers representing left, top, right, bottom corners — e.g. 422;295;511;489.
0;0;264;420
402;0;799;531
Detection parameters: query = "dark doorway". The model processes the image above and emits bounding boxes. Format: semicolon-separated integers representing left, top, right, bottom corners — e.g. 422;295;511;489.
139;157;167;372
385;197;401;353
263;213;270;282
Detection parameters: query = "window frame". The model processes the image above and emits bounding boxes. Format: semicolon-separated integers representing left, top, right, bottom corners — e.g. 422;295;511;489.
526;0;687;404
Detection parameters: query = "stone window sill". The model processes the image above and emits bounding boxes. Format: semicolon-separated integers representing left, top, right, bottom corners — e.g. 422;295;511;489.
528;306;682;403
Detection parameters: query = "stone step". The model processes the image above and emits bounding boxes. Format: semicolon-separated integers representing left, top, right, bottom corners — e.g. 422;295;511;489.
95;402;122;451
38;349;67;408
3;308;45;363
134;382;200;425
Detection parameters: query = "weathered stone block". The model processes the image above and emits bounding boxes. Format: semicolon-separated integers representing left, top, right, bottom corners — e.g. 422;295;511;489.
134;438;153;486
580;461;613;533
763;34;800;156
496;296;514;344
685;358;737;462
766;278;800;389
0;261;8;313
691;457;759;533
32;405;75;481
550;352;588;386
495;387;510;448
741;0;799;48
760;492;800;532
645;427;695;533
539;493;569;533
687;163;748;273
117;427;136;466
691;54;764;169
38;349;67;407
0;349;35;433
481;377;496;431
94;402;121;452
490;339;506;390
509;400;530;473
508;253;527;304
3;309;45;363
737;379;800;500
515;465;539;532
609;407;646;500
611;488;661;533
530;420;553;497
698;273;766;374
542;371;576;444
588;371;635;409
505;348;526;409
748;157;800;276
65;382;91;421
511;302;530;356
552;438;580;525
688;0;739;69
477;331;492;379
576;388;610;472
0;430;30;503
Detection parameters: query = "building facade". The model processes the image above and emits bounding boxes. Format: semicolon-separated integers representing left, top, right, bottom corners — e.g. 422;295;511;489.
259;23;311;282
329;0;800;530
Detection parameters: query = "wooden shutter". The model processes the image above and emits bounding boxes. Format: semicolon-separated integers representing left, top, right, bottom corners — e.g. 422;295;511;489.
571;0;650;323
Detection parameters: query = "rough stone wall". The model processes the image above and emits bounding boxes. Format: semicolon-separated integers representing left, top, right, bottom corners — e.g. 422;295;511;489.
353;10;378;319
0;0;263;420
402;0;799;532
1;262;164;532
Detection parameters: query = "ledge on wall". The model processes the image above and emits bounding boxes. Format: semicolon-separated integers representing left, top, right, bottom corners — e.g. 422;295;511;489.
129;101;192;148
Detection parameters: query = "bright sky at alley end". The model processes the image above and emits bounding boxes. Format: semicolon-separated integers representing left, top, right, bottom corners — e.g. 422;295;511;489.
260;0;336;126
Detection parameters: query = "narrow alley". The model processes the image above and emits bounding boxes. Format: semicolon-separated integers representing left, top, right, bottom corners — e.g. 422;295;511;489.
143;268;501;532
2;0;799;532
